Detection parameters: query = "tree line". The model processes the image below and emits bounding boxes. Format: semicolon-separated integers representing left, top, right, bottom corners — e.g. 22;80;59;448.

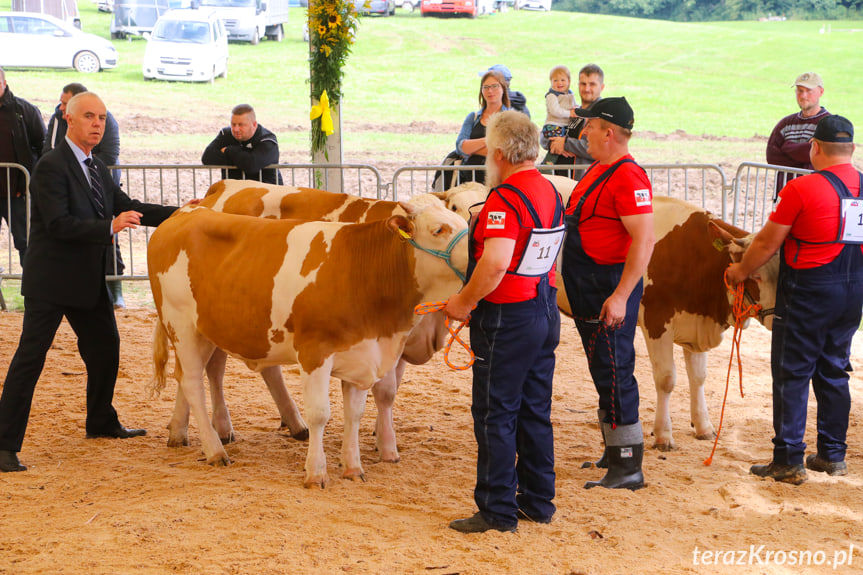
553;0;861;21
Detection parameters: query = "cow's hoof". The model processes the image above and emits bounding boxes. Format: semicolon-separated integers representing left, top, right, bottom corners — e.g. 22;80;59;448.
695;431;717;441
166;437;190;447
303;473;329;489
342;468;366;482
207;454;231;467
652;442;676;452
219;432;236;445
291;428;310;441
379;450;400;464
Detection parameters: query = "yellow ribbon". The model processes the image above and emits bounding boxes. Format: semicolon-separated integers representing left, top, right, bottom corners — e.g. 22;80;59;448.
310;90;334;136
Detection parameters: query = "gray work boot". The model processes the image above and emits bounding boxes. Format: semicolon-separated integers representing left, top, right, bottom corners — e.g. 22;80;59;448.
750;461;807;485
584;421;645;491
108;280;125;309
581;409;608;469
805;454;847;476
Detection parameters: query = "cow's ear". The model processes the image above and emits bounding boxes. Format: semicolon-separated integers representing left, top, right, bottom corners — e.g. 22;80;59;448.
430;191;448;200
398;200;419;216
707;221;734;247
388;215;413;239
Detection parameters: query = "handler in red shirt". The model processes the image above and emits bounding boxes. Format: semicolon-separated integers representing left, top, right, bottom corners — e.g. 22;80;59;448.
560;97;655;491
446;111;564;533
728;115;863;485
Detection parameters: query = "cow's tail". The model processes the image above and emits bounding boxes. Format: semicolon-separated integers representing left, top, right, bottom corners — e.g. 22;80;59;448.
149;320;172;399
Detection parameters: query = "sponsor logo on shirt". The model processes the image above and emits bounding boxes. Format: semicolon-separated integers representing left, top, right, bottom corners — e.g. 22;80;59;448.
487;211;506;229
634;188;651;207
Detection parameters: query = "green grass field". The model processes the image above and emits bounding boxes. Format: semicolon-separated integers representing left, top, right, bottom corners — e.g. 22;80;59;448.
1;1;861;139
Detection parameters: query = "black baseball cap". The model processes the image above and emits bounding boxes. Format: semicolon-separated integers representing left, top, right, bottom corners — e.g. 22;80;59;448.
574;96;635;130
813;115;854;143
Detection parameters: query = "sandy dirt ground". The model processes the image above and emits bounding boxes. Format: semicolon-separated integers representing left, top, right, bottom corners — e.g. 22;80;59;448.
1;308;862;575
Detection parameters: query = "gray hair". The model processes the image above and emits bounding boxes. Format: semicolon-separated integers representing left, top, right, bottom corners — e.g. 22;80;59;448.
485;110;539;164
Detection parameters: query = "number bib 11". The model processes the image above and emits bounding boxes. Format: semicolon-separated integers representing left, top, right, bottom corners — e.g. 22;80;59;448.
513;224;567;276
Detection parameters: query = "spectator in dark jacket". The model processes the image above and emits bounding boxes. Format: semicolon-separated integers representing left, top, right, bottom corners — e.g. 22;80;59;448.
202;104;282;185
0;67;46;265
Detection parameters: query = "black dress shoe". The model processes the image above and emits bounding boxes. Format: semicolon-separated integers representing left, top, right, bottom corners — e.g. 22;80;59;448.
449;512;516;533
517;508;553;524
0;450;27;472
86;426;147;439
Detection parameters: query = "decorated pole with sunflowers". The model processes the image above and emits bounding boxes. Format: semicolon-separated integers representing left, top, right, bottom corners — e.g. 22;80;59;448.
308;0;359;190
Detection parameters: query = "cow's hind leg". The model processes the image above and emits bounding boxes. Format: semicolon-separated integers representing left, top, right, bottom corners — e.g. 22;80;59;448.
372;360;403;463
302;361;333;488
684;349;715;440
341;380;368;481
644;330;677;451
205;349;235;444
260;365;309;440
167;390;191;447
176;339;230;466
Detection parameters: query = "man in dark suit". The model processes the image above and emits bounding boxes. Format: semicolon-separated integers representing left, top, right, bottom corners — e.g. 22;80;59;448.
0;92;181;473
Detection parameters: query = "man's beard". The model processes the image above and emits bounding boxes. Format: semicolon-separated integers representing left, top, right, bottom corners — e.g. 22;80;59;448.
485;153;502;189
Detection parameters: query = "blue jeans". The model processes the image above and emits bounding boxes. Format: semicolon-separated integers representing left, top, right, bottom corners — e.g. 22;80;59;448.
470;288;559;527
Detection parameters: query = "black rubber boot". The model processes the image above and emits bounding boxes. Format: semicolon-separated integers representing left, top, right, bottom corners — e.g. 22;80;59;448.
584;421;645;491
108;280;125;309
581;409;608;469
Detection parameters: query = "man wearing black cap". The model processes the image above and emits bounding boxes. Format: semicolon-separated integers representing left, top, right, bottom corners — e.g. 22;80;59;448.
728;115;862;486
560;96;654;491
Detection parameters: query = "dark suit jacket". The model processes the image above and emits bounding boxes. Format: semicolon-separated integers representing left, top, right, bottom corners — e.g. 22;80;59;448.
22;140;176;308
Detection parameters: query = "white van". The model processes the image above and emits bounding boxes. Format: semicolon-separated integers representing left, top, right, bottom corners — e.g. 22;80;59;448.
142;7;228;83
198;0;289;44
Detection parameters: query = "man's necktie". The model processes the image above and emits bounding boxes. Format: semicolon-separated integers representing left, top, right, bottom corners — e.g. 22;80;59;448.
83;158;106;218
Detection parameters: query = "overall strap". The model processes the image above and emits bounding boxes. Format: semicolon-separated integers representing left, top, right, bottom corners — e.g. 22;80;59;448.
568;158;637;220
493;181;564;229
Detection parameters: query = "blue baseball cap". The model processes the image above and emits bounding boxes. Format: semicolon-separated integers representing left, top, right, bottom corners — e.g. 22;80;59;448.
479;64;512;82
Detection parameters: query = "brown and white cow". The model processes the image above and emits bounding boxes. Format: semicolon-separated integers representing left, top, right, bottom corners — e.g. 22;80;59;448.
555;196;779;450
148;201;467;487
189;180;450;464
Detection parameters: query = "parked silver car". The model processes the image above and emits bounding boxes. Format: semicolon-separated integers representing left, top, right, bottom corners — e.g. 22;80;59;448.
0;11;118;73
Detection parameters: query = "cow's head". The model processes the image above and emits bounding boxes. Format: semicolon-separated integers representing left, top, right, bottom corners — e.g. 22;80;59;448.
433;181;489;223
390;202;469;300
708;222;779;330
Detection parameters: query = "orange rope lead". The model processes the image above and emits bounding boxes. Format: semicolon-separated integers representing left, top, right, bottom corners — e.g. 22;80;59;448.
704;268;763;465
414;301;475;371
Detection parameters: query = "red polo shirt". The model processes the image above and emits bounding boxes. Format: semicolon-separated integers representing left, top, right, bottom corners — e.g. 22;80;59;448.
472;169;561;303
565;155;653;264
770;163;863;269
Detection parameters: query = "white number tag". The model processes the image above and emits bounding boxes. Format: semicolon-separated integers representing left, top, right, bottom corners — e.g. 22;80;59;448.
514;225;566;276
840;197;863;244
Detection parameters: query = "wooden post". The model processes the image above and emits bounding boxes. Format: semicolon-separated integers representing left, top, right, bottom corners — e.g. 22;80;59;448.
309;98;343;193
308;0;343;193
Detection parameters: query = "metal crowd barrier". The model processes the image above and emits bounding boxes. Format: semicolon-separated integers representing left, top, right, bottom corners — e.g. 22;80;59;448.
392;162;729;217
107;163;382;282
731;162;812;232
0;163;31;311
